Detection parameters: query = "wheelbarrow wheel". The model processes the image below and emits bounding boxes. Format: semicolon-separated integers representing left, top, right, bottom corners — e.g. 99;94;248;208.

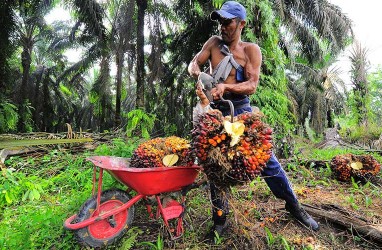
74;188;134;248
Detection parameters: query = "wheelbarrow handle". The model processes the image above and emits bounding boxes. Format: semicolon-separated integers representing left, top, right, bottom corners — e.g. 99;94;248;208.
181;178;208;196
219;94;234;123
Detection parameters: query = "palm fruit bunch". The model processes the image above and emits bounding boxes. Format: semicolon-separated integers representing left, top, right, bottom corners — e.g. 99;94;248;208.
330;154;381;182
190;109;273;187
130;136;191;168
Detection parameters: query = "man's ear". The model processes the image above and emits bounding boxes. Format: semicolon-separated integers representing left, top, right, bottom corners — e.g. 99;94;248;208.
240;20;246;28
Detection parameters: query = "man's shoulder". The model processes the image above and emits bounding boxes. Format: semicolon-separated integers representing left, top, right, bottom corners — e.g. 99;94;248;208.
242;42;261;54
242;41;260;49
207;35;223;44
204;36;224;51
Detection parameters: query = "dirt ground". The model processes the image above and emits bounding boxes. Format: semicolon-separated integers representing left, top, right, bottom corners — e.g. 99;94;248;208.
130;166;382;250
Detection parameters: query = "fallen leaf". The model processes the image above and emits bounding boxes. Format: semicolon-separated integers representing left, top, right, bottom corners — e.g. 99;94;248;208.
350;161;363;170
162;154;179;167
223;120;245;147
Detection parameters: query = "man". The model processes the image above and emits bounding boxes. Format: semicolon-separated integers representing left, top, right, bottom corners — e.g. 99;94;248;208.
188;1;319;242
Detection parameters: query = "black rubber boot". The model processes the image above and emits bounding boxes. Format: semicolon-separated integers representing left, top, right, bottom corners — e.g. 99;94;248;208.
203;220;229;244
285;203;319;231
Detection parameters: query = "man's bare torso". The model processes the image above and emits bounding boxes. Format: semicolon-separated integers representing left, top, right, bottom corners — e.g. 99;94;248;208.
208;36;252;84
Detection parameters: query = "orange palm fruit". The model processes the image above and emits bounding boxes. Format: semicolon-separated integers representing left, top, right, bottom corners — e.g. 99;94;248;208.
217;210;223;216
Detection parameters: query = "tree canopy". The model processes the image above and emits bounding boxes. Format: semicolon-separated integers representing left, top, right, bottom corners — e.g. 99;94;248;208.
0;0;357;141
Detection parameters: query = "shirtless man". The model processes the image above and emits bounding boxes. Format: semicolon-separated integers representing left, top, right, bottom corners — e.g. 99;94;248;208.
188;1;319;242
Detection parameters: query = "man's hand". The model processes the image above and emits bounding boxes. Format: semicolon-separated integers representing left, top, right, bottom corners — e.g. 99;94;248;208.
188;54;202;79
211;84;225;100
196;81;210;106
189;65;201;79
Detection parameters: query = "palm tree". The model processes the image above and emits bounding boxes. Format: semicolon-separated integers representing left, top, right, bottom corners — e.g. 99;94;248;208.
165;0;352;136
368;66;382;125
270;0;353;65
246;0;352;136
287;64;346;134
15;0;57;131
110;0;135;126
0;0;354;138
136;0;147;109
0;0;17;95
349;41;370;127
59;0;120;130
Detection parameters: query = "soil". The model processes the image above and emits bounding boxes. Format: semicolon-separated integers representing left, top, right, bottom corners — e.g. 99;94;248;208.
129;167;382;250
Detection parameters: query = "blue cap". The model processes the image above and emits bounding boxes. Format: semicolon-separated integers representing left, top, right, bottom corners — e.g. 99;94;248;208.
210;1;246;21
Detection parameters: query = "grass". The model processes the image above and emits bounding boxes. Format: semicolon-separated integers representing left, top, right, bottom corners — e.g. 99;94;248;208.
0;141;381;249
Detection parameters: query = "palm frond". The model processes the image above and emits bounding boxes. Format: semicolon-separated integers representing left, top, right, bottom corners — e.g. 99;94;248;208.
57;43;101;83
70;0;107;39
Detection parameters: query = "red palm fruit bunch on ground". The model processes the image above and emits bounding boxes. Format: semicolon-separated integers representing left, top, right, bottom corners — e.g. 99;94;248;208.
130;136;192;168
190;109;273;187
330;154;381;182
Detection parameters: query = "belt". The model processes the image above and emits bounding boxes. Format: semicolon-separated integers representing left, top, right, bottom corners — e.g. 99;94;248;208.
211;100;251;111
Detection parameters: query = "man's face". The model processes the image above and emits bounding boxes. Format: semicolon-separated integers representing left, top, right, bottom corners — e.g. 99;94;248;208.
218;17;243;44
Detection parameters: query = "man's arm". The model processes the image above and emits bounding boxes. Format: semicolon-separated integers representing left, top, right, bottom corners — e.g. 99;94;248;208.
188;36;219;79
212;43;262;98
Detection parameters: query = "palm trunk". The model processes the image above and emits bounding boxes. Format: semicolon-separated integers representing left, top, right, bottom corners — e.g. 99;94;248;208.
135;0;147;109
42;73;51;131
18;43;32;131
115;50;124;127
98;56;110;131
33;66;45;129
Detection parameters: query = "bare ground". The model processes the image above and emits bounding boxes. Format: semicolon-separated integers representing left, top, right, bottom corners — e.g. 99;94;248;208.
129;166;382;250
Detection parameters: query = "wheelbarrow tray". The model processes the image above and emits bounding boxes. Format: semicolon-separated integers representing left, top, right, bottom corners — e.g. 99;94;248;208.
87;156;201;196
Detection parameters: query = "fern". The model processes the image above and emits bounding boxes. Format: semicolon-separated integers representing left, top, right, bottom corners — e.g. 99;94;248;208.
0;100;19;133
118;227;141;250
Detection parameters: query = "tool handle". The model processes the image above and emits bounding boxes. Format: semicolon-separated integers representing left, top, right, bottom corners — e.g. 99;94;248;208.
219;94;234;122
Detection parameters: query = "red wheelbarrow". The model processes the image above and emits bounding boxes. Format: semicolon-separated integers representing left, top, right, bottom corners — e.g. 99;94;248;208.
64;156;202;248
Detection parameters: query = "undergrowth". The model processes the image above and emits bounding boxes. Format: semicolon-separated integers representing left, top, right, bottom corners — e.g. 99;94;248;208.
0;138;381;249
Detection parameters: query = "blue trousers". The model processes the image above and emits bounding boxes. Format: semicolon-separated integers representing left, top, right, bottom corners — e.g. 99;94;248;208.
211;104;299;224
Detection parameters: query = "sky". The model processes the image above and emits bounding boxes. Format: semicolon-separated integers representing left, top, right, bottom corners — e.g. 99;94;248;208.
329;0;382;85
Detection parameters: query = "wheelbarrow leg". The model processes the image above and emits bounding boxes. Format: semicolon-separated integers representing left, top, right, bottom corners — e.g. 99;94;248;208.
96;168;104;214
143;197;154;219
156;195;184;240
90;166;105;214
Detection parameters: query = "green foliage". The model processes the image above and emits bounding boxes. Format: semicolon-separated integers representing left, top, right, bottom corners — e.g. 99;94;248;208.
212;0;224;9
137;233;164;250
244;0;294;136
264;226;275;246
19;100;34;132
126;109;156;139
1;144;381;249
335;65;382;144
214;230;224;245
0;152;121;249
0;99;19;133
264;227;295;249
1;203;79;250
94;138;140;157
118;227;142;250
365;195;372;208
347;194;359;210
347;89;371;126
306;147;365;161
367;66;382;124
164;123;177;136
0;167;45;207
345;42;370;128
0;168;20;205
338;121;382;142
59;84;72;96
304;116;317;142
